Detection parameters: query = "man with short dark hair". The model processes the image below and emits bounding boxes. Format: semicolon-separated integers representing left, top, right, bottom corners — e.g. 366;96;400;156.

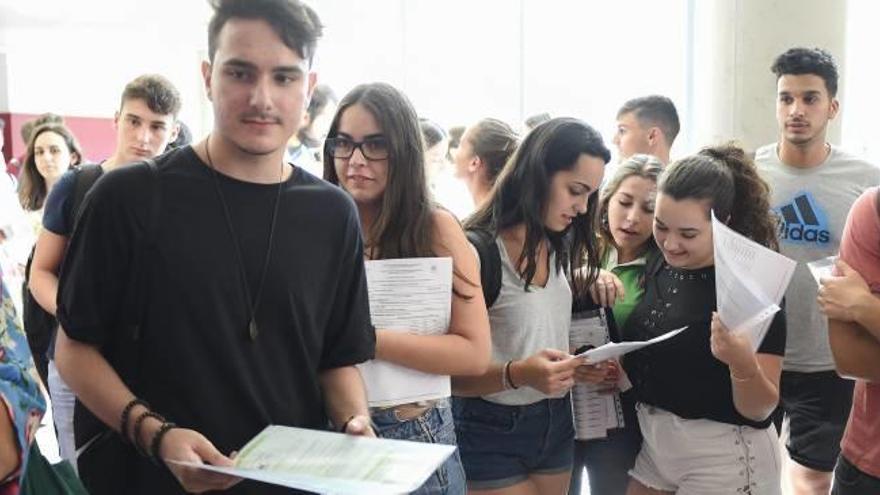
613;95;679;164
54;1;375;494
755;47;880;495
28;73;182;470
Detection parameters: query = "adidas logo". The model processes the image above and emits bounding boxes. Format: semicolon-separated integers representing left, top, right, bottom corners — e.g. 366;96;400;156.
776;193;831;245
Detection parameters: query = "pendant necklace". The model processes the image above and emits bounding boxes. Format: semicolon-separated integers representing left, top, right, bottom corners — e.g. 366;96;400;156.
204;135;284;341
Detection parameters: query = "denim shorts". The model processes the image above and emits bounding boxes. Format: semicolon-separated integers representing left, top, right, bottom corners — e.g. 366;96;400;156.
371;398;466;495
453;396;574;490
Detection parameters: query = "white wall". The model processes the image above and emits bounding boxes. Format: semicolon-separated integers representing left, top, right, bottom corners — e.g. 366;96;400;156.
315;0;689;160
842;0;880;164
4;0;875;166
690;0;848;152
0;24;210;137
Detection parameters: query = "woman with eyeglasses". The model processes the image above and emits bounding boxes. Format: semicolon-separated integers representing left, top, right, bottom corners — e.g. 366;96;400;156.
323;82;490;495
452;118;613;495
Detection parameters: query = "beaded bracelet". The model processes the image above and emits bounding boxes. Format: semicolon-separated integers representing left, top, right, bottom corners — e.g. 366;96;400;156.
132;411;165;457
120;398;150;441
150;421;178;465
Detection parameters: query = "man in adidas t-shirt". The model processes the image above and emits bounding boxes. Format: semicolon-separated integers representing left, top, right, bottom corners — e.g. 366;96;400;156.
755;47;880;495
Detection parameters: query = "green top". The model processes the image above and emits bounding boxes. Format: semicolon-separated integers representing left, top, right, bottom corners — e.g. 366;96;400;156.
603;248;648;330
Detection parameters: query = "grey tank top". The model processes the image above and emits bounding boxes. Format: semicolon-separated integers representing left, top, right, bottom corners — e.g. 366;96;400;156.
483;237;573;406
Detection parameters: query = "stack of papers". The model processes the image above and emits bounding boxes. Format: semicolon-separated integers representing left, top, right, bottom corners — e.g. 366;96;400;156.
170;425;456;494
712;211;796;349
359;258;453;407
569;311;621;440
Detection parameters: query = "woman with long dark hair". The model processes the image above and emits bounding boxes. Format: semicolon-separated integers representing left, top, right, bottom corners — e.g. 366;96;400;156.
324;82;490;495
452;118;613;495
17;124;82;230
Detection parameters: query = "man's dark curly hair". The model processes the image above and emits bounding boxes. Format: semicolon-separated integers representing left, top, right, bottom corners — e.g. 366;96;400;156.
771;47;839;97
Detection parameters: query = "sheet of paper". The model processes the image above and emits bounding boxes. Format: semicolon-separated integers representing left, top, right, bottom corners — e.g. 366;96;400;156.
364;257;452;333
712;211;796;349
575;327;687;363
169;425;456;495
359;258;453;407
570;310;618;440
807;255;837;285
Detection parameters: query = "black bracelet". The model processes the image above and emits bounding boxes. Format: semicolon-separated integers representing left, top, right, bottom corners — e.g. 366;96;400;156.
132;411;165;457
505;360;519;389
150;421;178;465
339;415;357;433
120;398;150;442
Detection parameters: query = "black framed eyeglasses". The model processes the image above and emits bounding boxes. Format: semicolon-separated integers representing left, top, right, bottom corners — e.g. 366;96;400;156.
325;136;389;160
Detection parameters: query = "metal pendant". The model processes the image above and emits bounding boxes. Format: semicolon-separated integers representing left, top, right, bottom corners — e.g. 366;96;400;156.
248;319;259;341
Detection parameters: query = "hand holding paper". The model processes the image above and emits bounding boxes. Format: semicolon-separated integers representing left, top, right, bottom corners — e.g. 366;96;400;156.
712;211;796;349
162;428;241;493
169;425;456;495
514;349;581;396
709;312;759;372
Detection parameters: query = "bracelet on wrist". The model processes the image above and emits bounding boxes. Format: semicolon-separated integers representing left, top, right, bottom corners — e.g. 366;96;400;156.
505;360;520;390
132;411;165;457
730;365;761;383
150;421;178;465
339;415;356;433
120;398;149;441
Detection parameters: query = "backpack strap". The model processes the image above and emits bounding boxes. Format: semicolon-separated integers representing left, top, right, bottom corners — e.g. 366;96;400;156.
465;228;502;308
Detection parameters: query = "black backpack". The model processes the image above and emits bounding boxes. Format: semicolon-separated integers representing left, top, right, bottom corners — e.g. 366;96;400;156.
22;164;103;387
465;228;503;308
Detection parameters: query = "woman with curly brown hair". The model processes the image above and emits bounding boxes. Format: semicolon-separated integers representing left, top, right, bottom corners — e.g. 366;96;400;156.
623;144;786;495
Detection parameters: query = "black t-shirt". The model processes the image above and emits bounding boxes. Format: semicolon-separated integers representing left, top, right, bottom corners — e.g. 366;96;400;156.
57;146;375;494
621;257;786;429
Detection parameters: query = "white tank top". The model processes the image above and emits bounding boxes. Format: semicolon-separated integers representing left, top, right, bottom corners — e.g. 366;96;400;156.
483;237;573;406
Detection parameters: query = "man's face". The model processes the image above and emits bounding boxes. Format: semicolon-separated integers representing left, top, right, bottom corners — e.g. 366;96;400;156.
114;98;178;164
613;111;652;160
775;74;838;147
203;18;316;156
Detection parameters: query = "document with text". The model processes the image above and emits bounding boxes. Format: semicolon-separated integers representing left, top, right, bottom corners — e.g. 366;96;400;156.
359;257;453;407
170;425;456;494
570;310;623;440
712;211;796;349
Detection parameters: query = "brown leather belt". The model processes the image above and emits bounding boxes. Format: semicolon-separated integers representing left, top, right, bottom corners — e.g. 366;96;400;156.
373;400;439;421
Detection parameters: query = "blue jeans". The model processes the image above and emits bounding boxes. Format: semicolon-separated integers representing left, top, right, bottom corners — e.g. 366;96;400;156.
453;396;574;490
832;455;880;495
371;399;466;495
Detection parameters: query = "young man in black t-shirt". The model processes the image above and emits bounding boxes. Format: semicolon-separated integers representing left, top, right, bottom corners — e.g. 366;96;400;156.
54;1;375;494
